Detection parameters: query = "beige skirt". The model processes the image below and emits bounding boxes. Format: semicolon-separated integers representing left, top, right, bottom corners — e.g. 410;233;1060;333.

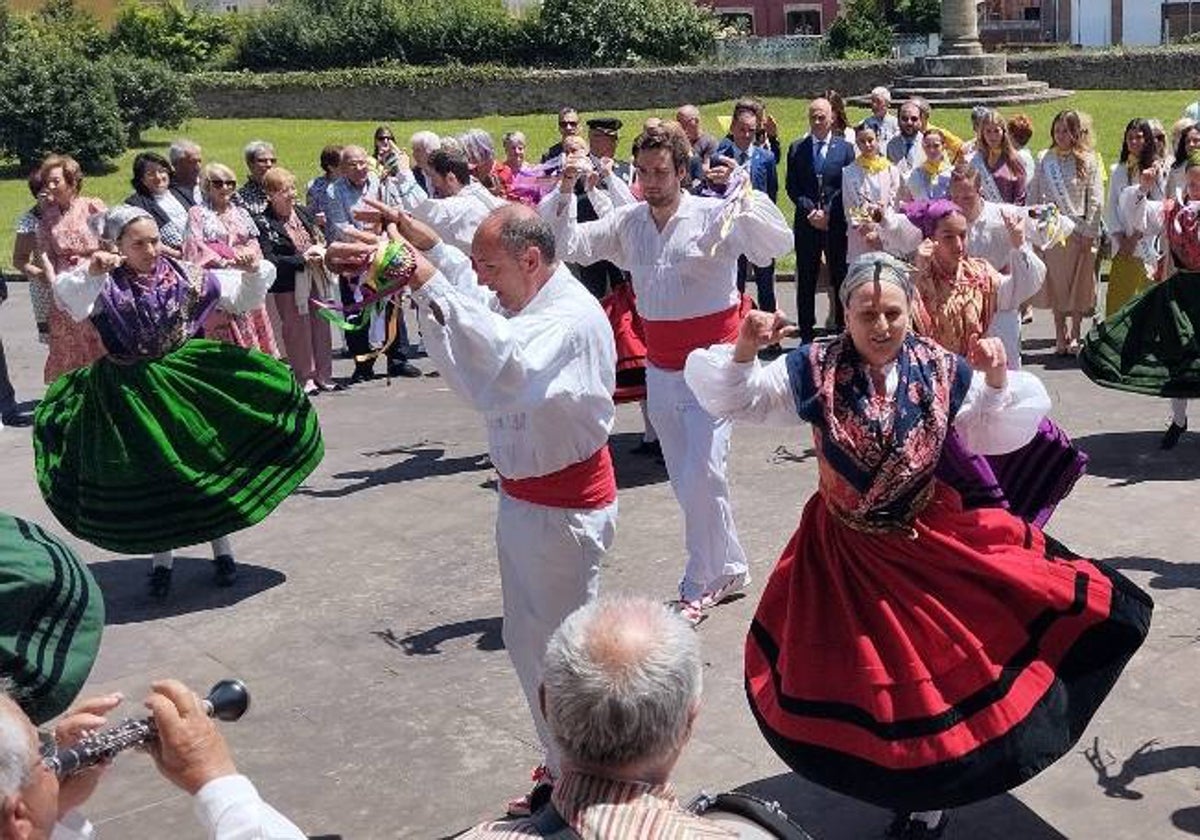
1034;234;1098;315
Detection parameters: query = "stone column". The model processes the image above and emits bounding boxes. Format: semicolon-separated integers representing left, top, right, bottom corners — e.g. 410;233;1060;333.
940;0;983;55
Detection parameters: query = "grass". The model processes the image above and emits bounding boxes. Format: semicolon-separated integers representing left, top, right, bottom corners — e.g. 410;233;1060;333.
3;89;1196;272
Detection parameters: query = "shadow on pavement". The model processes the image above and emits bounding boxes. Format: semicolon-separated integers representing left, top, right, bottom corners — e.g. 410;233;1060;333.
374;616;504;656
1072;430;1200;484
1104;556;1200;590
728;772;1066;839
88;555;285;625
1085;736;1200;833
610;431;669;490
298;444;493;498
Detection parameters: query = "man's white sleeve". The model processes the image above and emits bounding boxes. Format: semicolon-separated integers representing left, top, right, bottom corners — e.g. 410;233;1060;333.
193;775;306;839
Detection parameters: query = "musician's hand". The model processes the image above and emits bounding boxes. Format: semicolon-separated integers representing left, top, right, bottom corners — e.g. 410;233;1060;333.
967;335;1007;389
54;692;124;816
145;680;237;796
734;309;797;362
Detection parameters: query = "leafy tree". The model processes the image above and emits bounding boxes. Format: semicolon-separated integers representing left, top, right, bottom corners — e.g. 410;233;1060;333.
34;0;105;58
887;0;939;35
101;55;194;144
826;0;893;59
110;0;239;73
0;41;125;169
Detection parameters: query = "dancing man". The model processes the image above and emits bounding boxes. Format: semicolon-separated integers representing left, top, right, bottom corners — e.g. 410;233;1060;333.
329;203;617;817
546;123;792;622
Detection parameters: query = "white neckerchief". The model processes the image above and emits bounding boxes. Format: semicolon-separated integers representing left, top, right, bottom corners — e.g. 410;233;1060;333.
971;154;1004;204
1042;152;1087;218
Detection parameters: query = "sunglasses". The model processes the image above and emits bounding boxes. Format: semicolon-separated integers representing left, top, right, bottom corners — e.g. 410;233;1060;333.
211;179;237;188
559;121;579;128
377;136;395;142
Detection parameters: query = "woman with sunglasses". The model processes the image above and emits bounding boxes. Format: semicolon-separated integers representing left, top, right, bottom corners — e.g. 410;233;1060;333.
183;163;278;355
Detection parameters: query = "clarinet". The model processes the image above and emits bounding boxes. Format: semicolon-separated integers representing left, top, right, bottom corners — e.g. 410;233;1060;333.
48;679;250;779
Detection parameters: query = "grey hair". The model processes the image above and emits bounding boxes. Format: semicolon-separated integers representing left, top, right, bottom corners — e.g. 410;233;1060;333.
410;130;440;155
495;210;556;264
502;130;526;149
167;138;200;165
458;129;496;166
839;252;915;307
0;681;32;798
870;86;891;104
543;595;702;769
243;140;275;166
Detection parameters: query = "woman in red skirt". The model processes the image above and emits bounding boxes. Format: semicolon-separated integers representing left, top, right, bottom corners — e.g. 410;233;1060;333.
685;253;1152;839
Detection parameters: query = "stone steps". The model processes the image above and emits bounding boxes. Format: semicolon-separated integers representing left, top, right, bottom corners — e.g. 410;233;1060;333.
850;51;1072;108
893;73;1035;88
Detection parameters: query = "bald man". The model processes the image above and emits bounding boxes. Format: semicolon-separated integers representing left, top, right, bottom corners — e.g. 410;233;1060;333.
349;203;618;816
786;97;857;341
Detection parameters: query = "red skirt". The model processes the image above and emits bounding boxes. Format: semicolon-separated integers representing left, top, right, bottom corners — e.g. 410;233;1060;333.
746;482;1152;811
601;283;646;404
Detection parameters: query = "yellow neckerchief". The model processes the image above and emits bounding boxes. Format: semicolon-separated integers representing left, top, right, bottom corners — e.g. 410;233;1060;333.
921;157;948;179
857;152;890;176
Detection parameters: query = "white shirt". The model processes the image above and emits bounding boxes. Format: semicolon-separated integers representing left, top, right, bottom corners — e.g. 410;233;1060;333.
412;242;616;479
397;177;508;254
52;775;305;839
684;344;1051;457
547;190;792;321
1104;162;1165;271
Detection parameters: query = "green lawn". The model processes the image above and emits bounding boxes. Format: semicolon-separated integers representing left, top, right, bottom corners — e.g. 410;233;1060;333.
3;89;1196;271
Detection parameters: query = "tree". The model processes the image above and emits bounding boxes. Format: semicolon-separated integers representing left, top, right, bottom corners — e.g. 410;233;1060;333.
888;0;939;35
101;55;194;145
826;0;893;59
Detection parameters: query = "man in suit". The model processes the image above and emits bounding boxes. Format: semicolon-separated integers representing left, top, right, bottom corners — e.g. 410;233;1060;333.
786;97;856;341
715;100;780;315
886;100;925;176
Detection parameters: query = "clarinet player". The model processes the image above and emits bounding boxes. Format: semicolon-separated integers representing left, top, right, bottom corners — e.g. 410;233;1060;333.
0;679;305;839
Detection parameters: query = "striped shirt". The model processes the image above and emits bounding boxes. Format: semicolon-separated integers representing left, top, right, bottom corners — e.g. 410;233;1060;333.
458;772;736;839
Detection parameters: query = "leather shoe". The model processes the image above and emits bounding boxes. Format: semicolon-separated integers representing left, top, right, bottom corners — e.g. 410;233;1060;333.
388;359;422;378
1;411;31;428
213;554;238;587
1161;421;1187;450
349;363;376;384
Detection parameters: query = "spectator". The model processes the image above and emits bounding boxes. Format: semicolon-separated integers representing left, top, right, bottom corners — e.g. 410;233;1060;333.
409;130;441;196
460;128;505;198
824;89;855;143
904;128;953;202
887;100;925;175
542;107;581;162
35;154;108;383
786;98;856;340
305;144;343;227
12;169;49;347
259;166;338;395
372;125;401;183
1167;122;1200;200
863;86;899;146
496;130;530;202
967;109;1027;205
458;596;734;839
122;151;188;258
1008;112;1038;190
676;103;718;191
167;139;203;206
236;140;276;218
715;100;780;316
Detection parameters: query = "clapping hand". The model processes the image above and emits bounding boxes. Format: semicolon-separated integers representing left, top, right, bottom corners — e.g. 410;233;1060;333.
1001;208;1026;248
734;309;798;362
966;335;1007;389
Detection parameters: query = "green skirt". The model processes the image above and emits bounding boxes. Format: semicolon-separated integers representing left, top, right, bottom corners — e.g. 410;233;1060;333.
34;339;324;554
1081;270;1200;398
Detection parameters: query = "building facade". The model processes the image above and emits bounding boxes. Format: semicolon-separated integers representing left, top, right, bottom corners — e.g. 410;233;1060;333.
708;0;841;36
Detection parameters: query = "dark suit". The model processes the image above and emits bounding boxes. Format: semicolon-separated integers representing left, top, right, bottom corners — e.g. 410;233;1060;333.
573;157;633;299
786;133;856;338
715;139;780;313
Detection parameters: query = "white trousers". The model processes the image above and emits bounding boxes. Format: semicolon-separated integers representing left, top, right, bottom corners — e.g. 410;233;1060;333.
646;366;748;602
496;492;616;774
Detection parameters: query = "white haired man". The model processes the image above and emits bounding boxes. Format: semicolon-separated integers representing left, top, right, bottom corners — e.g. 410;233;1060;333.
0;680;304;839
863;87;899;146
167;139;203;206
409;130;441;195
458;596;735;838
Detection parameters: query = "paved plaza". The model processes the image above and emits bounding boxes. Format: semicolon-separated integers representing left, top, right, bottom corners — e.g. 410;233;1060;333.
1;279;1199;839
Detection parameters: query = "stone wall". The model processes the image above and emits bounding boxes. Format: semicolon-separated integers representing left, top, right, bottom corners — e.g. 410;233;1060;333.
190;47;1200;121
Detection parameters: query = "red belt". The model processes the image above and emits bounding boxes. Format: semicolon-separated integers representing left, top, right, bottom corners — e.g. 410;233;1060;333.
498;445;616;510
641;298;749;371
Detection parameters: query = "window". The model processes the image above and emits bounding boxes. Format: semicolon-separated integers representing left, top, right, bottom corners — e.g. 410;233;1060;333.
786;9;821;34
1023;6;1040;20
718;12;755;35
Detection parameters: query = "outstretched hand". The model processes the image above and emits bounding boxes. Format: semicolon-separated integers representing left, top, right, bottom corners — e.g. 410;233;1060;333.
734;309;797;363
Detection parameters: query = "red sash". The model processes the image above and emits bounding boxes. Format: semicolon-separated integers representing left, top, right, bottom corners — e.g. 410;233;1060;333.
641;297;750;371
498;445;616;510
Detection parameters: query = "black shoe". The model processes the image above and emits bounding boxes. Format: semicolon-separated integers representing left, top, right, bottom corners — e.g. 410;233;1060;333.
1161;421;1187;450
1;411;31;428
631;440;662;457
349;363;376;384
213;554;238;587
387;359;422;378
884;812;948;839
148;566;172;599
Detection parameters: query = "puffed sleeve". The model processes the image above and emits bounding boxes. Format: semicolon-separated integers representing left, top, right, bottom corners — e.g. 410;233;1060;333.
712;190;793;266
684;344;804;427
51;263;107;322
952;370;1050;455
213;262;276;313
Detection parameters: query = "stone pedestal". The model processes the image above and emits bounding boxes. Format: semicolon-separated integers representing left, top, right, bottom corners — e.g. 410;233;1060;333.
940;0;984;56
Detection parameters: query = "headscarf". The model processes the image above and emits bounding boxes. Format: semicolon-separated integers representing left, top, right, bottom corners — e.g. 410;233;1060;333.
101;204;153;243
901;198;962;239
839;252;914;308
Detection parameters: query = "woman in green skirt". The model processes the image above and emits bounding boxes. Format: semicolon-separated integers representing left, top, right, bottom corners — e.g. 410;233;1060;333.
34;206;324;597
1081;151;1200;450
